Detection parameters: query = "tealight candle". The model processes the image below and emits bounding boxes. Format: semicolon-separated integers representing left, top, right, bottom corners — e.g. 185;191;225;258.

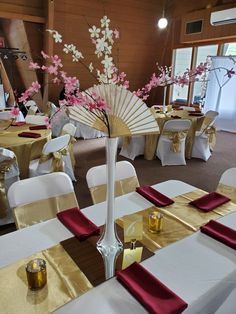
26;258;47;290
148;211;163;233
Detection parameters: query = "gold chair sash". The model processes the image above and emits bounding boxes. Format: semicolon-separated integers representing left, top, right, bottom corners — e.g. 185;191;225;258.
205;125;216;147
0;157;16;218
163;131;186;153
216;183;236;204
89;176;140;204
0;244;92;314
39;146;68;172
14;192;78;229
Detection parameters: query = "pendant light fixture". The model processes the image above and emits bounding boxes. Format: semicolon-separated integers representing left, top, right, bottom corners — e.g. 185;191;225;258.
157;0;168;29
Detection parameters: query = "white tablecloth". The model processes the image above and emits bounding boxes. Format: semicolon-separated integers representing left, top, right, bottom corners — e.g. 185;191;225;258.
1;180;235;314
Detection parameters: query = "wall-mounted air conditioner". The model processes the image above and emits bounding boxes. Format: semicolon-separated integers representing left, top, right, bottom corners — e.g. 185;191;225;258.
210;7;236;26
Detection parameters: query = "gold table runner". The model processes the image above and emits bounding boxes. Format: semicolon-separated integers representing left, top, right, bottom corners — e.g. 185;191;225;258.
0;122;51;178
216;183;236;204
0;244;93;314
117;210;194;253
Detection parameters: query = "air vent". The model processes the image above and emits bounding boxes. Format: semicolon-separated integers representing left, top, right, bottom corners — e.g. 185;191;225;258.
185;20;203;34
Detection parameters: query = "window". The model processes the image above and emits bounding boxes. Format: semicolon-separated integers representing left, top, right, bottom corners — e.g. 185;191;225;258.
171;47;192;104
192;45;218;103
222;42;236;56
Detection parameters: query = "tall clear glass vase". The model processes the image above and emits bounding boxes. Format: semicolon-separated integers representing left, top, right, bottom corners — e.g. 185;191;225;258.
96;136;123;280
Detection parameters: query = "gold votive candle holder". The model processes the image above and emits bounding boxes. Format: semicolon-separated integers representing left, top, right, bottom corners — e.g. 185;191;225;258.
26;258;47;290
148;211;163;233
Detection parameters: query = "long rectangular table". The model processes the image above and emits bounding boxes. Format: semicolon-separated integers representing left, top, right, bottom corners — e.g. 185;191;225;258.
0;180;235;314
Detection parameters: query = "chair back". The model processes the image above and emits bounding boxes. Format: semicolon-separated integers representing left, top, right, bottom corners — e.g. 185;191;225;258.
202;110;219;131
86;160;140;204
42;134;70;155
7;172;78;229
25;100;39;115
216;168;236;203
0;148;19;225
61;123;77;137
0;111;11;120
25;115;46;125
162;119;191;132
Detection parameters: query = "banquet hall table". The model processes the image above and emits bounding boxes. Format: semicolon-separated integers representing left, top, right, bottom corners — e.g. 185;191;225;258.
0;121;51;178
0;180;235;314
144;109;205;160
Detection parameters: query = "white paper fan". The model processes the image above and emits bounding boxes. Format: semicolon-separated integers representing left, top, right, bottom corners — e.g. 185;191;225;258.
68;84;159;137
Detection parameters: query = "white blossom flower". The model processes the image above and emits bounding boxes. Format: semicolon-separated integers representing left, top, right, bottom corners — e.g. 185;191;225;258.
102;28;113;42
96;38;108;53
101;55;113;69
89;25;101;38
46;29;62;43
89;62;94;72
101;16;110;28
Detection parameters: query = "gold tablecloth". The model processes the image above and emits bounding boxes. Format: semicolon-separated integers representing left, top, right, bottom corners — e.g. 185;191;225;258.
0;121;51;178
144;110;205;160
0;244;92;314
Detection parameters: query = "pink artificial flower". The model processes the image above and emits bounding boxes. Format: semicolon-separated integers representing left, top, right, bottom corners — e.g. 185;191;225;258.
226;68;235;78
114;29;119;39
10;107;20;118
123;80;129;89
29;62;40;70
47;65;58;75
51;55;63;68
41;51;49;59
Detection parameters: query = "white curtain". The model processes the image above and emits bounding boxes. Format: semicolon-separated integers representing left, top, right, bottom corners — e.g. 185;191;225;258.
204;56;236;133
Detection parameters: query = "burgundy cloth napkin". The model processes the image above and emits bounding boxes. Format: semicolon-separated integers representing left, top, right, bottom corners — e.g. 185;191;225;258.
189;192;230;212
200;220;236;249
171;115;181;119
29;125;47;130
18;132;41;138
57;207;100;241
188;112;204;116
117;262;188;314
11;121;26;126
136;186;174;207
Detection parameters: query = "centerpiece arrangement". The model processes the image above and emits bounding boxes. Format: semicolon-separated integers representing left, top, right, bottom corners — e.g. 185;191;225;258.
17;15;235;279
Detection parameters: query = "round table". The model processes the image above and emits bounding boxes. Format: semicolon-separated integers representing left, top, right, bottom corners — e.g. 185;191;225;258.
0;121;51;178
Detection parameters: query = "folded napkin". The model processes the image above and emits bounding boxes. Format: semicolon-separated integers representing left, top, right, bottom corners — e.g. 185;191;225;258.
136;186;174;207
18;132;41;138
174;108;184;111
117;262;188;314
29;125;47;130
11;121;26;126
189;192;230;212
171;115;181;119
200;220;236;249
188;112;204;116
57;207;100;241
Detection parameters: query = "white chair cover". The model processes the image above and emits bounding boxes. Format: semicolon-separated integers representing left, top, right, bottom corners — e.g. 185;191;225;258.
156;119;191;166
25;100;39;115
191;131;212;161
0;111;11;120
61;123;76;137
25;115;47;125
71;120;105;139
29;134;76;181
51;109;70;137
218;168;236;188
119;135;145;160
0;148;20;225
8;172;75;208
180;106;196;111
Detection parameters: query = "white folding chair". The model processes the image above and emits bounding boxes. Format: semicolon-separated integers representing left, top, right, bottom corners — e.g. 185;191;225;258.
192;111;219;161
156;119;191;166
0;111;11;120
29;134;76;181
0;148;20;225
86;160;140;204
7;172;78;229
61;123;77;137
25;115;47;125
216;168;236;203
25;100;39;115
119;135;145;160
